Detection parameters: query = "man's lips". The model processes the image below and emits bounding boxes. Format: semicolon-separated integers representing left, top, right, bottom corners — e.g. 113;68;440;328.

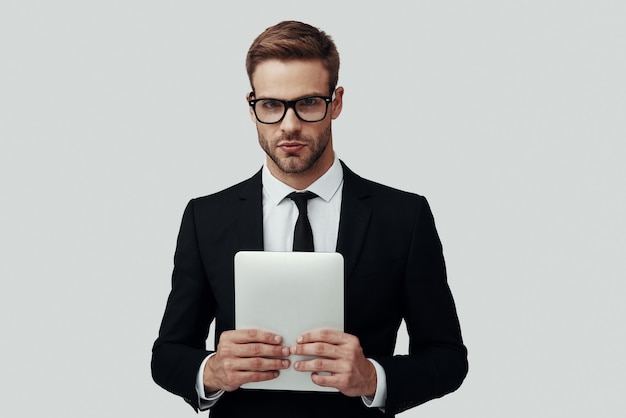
278;142;306;153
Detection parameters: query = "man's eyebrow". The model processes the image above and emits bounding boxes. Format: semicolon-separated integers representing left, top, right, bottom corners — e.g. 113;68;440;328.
253;92;329;101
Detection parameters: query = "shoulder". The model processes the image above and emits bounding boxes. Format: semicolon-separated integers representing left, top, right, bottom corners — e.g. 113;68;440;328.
187;169;262;213
341;161;427;207
194;169;262;202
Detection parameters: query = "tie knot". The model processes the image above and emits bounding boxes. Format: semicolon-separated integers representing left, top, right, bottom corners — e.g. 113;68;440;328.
287;191;317;212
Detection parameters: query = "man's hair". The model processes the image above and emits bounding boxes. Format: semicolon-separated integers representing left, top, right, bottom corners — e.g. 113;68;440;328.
246;20;340;95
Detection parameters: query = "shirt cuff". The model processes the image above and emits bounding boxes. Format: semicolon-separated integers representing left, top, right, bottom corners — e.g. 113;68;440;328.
195;353;225;410
361;358;387;409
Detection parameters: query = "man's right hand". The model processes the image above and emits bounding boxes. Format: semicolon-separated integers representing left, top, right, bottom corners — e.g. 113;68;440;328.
203;329;291;393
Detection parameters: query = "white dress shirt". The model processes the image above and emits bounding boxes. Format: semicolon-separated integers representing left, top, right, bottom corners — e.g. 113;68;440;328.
261;156;343;252
195;156;387;410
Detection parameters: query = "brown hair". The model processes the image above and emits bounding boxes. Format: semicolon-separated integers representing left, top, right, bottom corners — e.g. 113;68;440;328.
246;21;340;94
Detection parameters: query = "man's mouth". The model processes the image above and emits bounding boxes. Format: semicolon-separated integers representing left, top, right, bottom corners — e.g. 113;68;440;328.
279;142;306;153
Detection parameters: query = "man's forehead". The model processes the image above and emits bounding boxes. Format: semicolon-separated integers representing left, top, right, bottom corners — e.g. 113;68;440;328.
251;59;330;98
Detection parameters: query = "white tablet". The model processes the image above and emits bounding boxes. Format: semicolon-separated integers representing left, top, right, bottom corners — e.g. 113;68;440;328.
234;251;344;392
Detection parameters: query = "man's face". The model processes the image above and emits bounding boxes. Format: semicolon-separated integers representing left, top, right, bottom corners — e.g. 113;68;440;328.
249;59;343;185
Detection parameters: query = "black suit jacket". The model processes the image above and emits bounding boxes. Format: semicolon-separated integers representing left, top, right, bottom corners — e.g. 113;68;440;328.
152;162;468;417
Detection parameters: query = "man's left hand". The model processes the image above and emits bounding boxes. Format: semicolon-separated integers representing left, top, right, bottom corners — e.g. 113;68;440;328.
290;329;377;397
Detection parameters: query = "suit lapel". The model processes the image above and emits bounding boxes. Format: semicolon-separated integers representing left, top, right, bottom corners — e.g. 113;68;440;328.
336;162;372;282
235;169;264;251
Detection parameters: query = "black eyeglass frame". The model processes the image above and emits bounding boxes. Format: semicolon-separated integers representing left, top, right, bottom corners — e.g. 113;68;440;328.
248;92;335;124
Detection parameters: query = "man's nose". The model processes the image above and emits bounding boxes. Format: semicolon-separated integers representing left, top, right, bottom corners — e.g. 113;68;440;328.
279;107;302;132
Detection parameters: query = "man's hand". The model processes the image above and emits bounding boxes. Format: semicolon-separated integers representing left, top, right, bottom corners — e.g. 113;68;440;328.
290;329;377;397
203;329;291;393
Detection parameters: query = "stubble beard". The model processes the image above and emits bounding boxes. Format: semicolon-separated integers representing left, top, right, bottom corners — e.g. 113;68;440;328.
258;125;331;175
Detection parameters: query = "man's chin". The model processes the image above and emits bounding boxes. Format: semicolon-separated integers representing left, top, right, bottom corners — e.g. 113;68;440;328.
278;164;308;175
275;156;311;174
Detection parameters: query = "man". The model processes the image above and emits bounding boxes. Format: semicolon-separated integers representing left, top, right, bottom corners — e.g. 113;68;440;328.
152;20;467;417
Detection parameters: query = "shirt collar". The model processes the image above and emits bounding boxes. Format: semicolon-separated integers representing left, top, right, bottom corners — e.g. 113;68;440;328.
262;155;344;205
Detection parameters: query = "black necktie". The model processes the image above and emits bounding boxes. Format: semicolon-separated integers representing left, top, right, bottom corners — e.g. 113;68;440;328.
287;191;317;251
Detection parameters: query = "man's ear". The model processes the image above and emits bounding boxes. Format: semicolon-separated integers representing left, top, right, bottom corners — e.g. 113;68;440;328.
330;87;344;120
246;92;256;123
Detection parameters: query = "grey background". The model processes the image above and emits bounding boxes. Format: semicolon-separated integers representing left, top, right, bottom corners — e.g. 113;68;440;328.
1;1;624;417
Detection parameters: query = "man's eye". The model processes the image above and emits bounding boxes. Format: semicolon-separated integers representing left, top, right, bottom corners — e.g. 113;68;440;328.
261;100;282;109
301;97;321;106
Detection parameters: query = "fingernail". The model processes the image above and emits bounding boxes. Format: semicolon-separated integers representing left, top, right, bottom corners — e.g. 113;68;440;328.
297;335;303;343
281;360;289;367
274;335;281;343
290;345;297;354
282;347;290;356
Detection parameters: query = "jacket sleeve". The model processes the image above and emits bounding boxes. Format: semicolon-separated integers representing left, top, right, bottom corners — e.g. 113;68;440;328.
374;196;468;415
151;199;216;411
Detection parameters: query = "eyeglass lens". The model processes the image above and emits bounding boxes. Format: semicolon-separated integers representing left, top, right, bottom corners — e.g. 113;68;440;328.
254;97;328;123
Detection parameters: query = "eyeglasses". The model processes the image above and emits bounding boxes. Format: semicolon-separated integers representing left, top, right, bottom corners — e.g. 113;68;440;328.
248;93;334;124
